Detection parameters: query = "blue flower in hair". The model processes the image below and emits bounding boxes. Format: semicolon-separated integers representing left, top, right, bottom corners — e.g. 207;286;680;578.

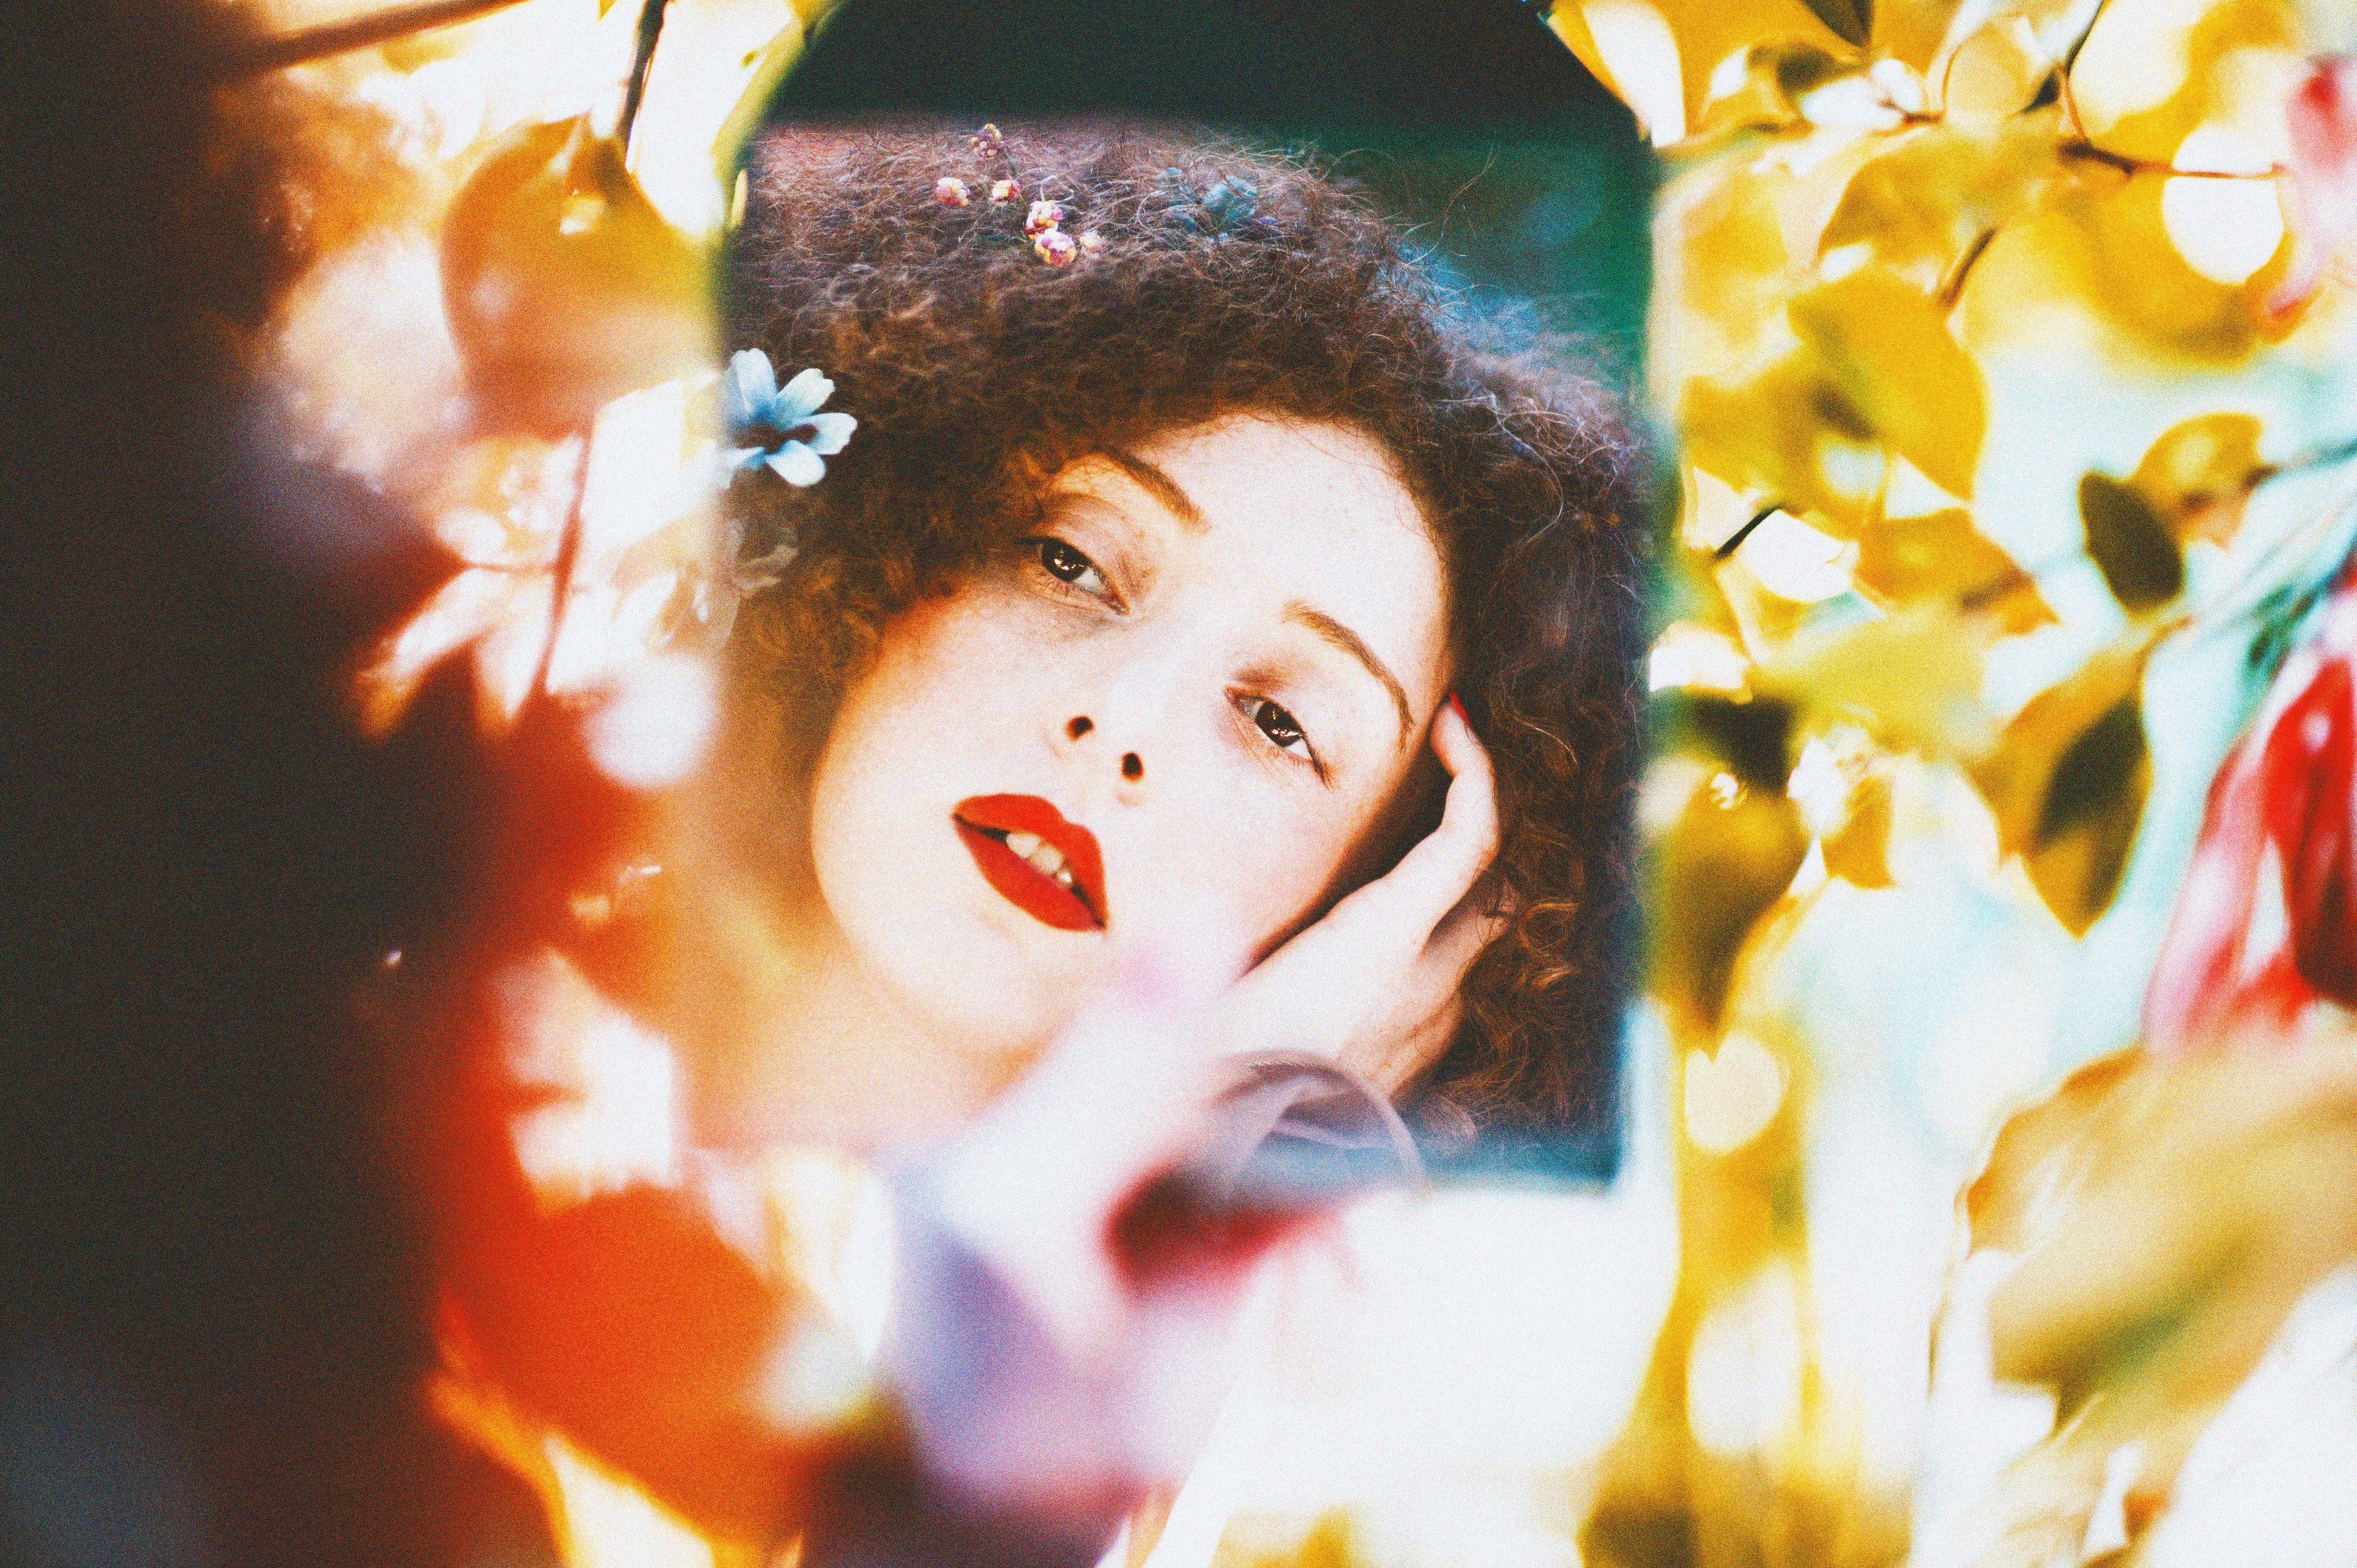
721;349;856;487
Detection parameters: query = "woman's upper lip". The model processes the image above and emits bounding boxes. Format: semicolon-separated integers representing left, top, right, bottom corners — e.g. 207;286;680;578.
951;793;1107;924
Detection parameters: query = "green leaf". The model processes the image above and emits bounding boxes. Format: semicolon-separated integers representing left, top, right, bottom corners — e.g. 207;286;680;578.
2026;697;2148;932
1658;692;1796;792
1971;637;2155;935
1802;0;1873;48
2078;472;2185;614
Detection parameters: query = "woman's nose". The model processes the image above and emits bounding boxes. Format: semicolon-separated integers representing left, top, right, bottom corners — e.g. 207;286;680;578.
1056;630;1200;790
1061;712;1146;783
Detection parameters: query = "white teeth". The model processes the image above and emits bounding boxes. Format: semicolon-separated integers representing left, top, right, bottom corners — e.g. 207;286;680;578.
1052;866;1074;888
1003;830;1042;858
1024;840;1068;878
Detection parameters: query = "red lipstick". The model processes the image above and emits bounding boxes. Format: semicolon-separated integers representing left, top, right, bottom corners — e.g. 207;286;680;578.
952;794;1107;932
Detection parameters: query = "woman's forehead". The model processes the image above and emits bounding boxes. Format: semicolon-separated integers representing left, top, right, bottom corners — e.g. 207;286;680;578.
1053;413;1451;705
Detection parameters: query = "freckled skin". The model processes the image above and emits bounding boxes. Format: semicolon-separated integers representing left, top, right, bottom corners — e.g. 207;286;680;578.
802;413;1451;1082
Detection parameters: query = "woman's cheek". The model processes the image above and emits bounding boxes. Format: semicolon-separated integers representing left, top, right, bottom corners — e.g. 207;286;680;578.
1171;768;1365;956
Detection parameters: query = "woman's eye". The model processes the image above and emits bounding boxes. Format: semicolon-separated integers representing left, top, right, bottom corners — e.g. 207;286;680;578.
1030;537;1112;597
1248;697;1312;759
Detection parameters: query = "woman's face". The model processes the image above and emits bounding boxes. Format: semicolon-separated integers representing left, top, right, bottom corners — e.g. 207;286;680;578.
804;412;1453;1067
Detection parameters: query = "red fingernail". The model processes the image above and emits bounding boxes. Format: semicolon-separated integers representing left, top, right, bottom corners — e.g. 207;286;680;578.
1445;690;1469;725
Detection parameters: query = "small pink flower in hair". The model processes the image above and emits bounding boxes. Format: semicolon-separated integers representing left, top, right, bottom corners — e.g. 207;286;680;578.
934;176;971;207
990;177;1021;205
1023;199;1066;236
1078;229;1105;256
1034;228;1078;266
970;122;1005;156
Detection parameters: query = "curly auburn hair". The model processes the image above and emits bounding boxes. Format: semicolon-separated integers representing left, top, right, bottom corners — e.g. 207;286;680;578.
720;123;1645;1146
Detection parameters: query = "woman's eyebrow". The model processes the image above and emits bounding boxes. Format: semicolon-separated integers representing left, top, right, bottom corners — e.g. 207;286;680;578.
1284;602;1414;742
1098;448;1206;529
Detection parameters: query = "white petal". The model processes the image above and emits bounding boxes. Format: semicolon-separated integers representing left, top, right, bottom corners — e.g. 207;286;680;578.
777;367;834;419
726;348;777;424
765;442;827;487
800;411;857;456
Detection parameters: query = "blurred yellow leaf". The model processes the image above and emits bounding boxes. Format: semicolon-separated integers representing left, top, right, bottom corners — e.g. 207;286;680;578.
1756;605;1993;756
1691;40;1851;138
1788;265;1988;497
1970;634;2157;934
441;116;712;431
1870;0;1963;69
1556;0;1865;138
1972;1038;2357;1420
1855;506;2058;633
1817;114;2062;291
1657;691;1798;793
1654;158;1805;384
1822;762;1897;885
1650;620;1757;694
1547;0;1622;106
1681;349;1886;538
2080;472;2186;612
1685;1030;1791;1151
1214;1509;1363;1568
708;18;807;187
2130;411;2271;545
2069;0;2303;172
1947;1038;2357;1560
1728;508;1860;602
1936;0;2103;116
2094;170;2288;354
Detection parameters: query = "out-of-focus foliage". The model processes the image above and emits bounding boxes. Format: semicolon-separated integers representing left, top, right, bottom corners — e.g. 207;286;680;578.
233;0;815;745
1917;1036;2357;1567
1559;0;2357;1561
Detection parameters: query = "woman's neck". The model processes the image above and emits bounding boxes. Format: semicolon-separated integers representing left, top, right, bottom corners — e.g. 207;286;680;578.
765;907;1030;1154
666;870;1029;1157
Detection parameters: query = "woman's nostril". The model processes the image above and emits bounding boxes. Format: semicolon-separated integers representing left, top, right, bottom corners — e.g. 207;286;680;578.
1121;752;1143;781
1067;715;1093;740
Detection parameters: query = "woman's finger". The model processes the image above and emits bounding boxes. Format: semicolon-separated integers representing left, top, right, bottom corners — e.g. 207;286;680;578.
1423;875;1512;977
1344;696;1501;940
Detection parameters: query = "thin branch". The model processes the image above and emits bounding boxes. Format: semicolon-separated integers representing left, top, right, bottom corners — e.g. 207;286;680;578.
1938;226;1998;311
217;0;529;78
2059;140;2286;180
1713;503;1785;561
616;0;673;158
1944;437;2357;628
531;432;595;704
2057;0;2114;78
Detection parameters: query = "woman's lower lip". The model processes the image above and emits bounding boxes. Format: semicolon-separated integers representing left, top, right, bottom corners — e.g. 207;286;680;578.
954;819;1103;932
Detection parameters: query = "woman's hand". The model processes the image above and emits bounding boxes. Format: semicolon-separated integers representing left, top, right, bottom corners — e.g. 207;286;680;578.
1213;697;1507;1094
